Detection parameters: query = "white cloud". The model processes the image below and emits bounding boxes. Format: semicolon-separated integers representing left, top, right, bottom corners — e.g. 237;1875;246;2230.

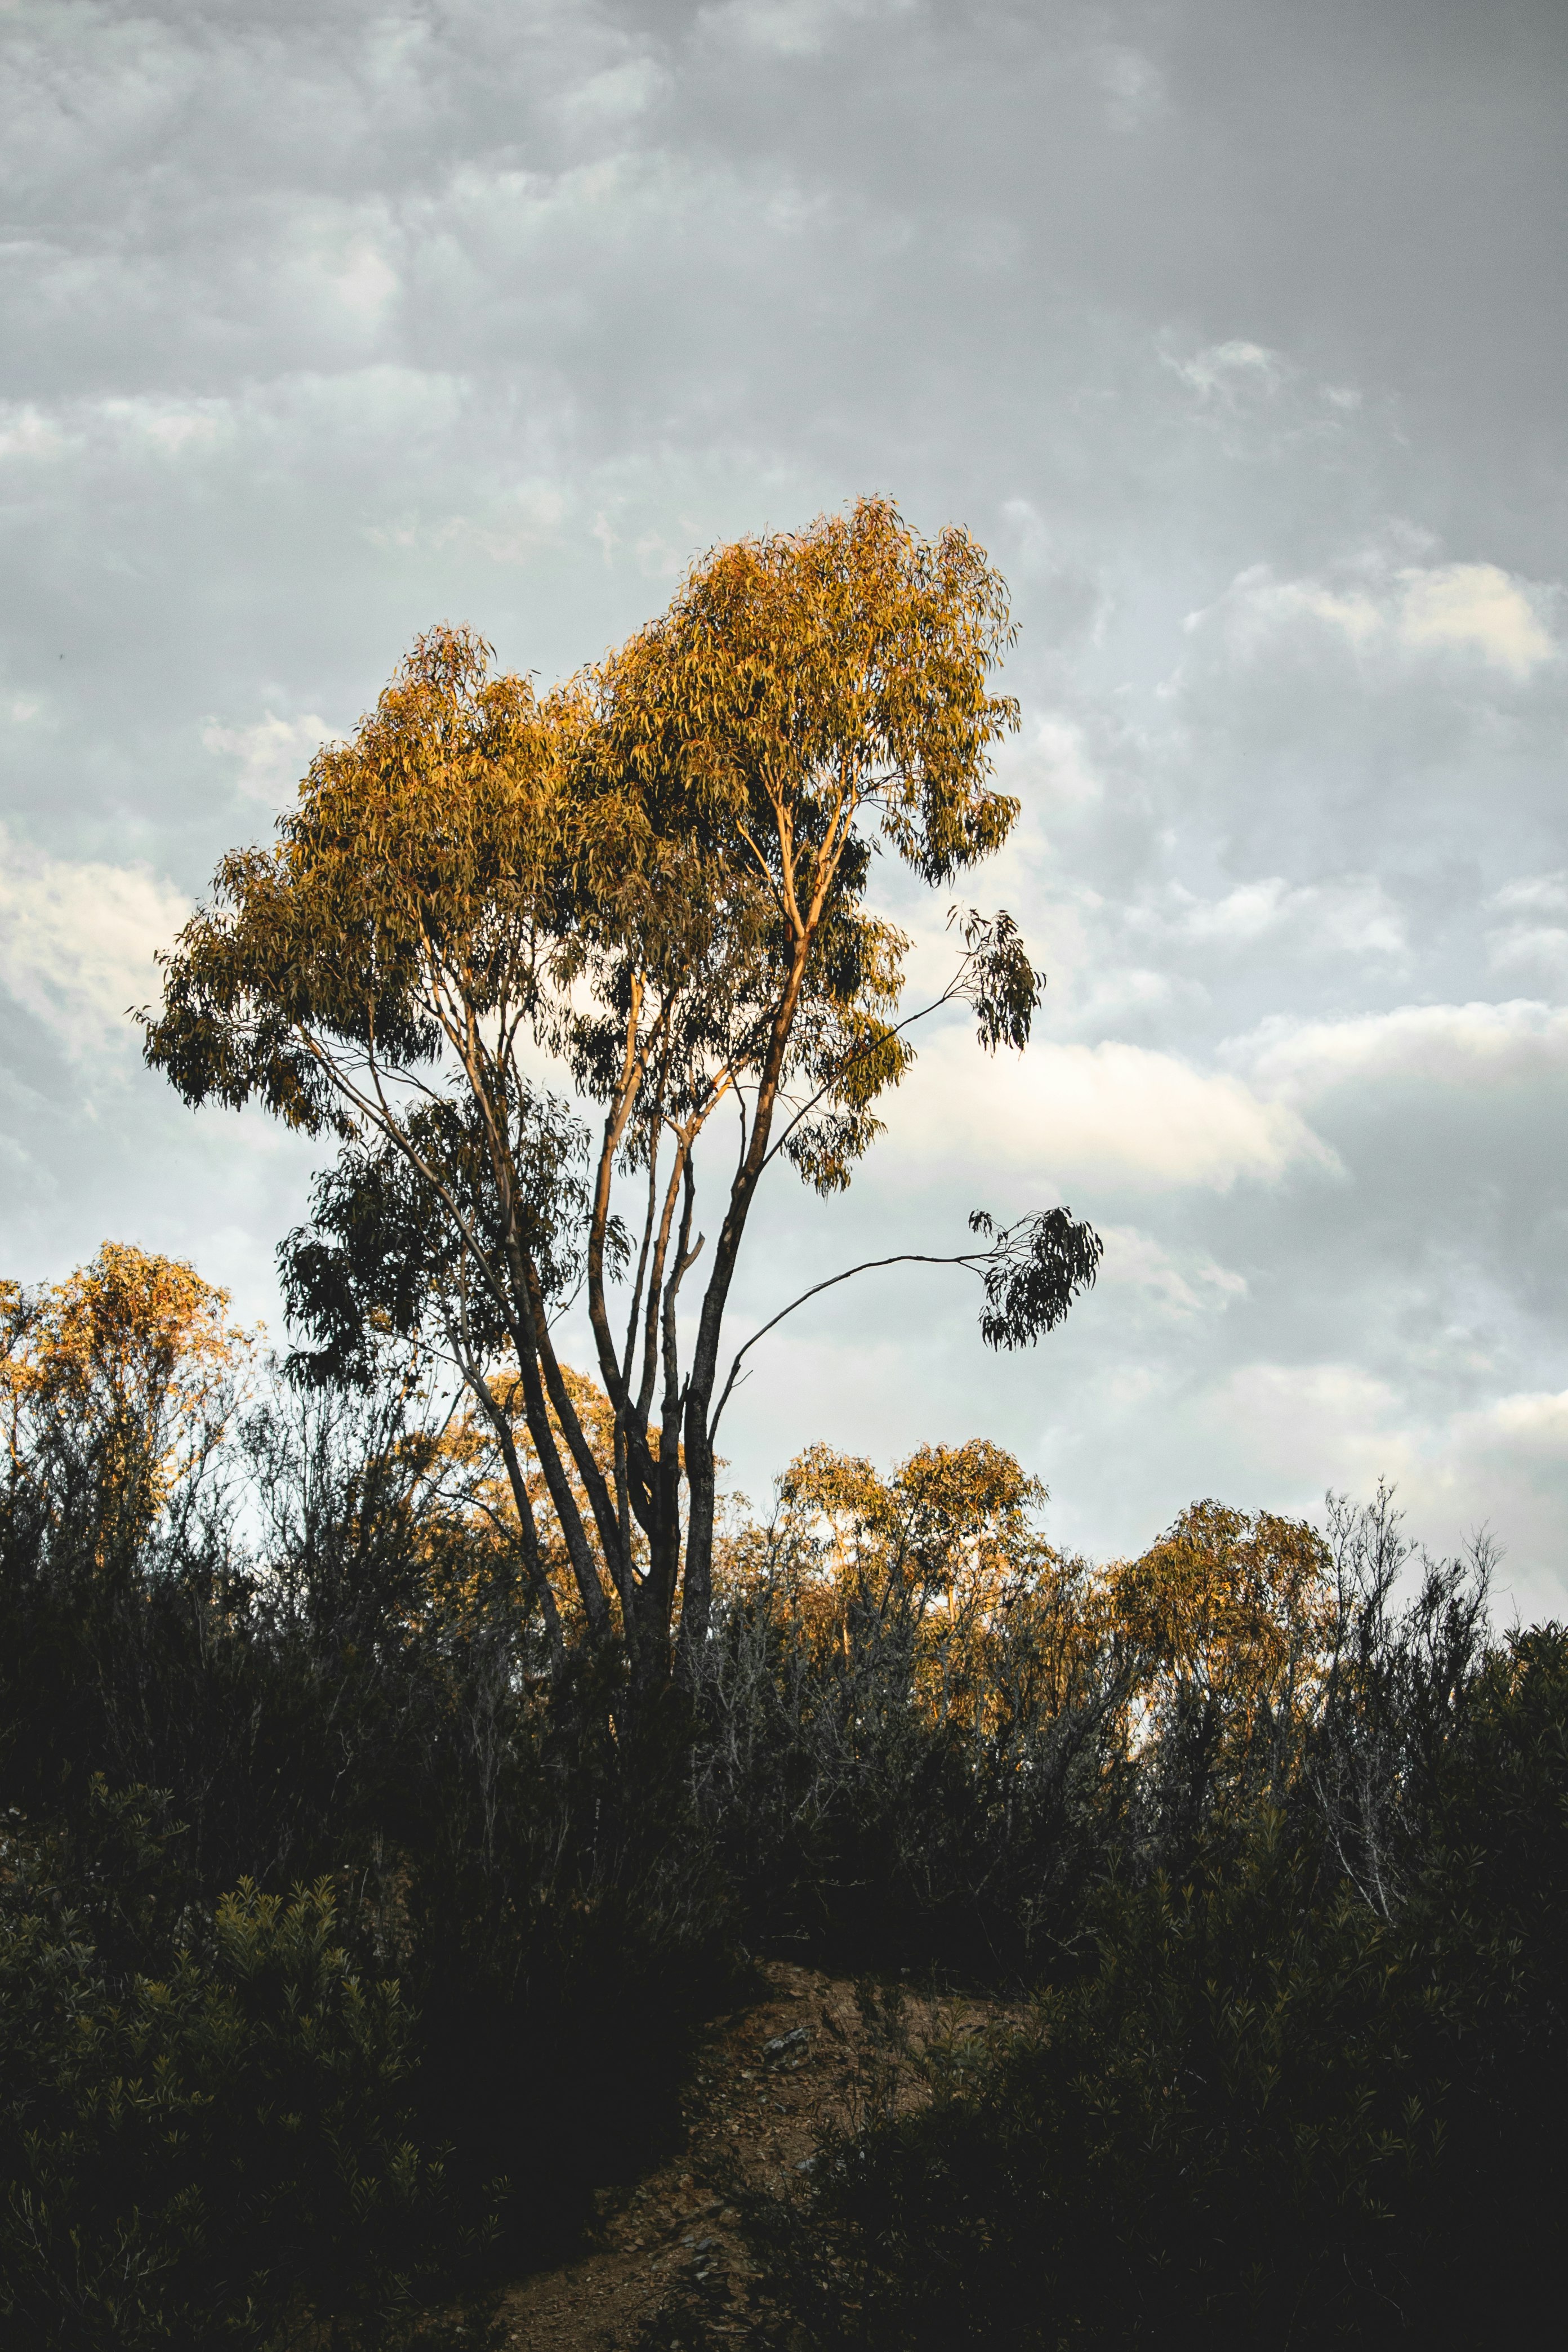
1487;926;1568;985
1235;999;1568;1104
324;234;400;322
562;57;666;124
1094;46;1167;131
1495;926;1568;983
1166;339;1285;403
1068;966;1186;1027
1130;874;1406;960
1455;1387;1568;1459
1208;1360;1410;1493
100;396;228;455
1484;872;1568;985
1397;1389;1568;1616
0;394;233;463
411;482;573;564
698;0;912;59
0;404;68;461
896;1030;1335;1194
1098;1226;1248;1317
202;712;337;803
1490;872;1568;916
0;830;189;1055
1192;551;1560;680
1030;714;1106;806
1397;562;1556;677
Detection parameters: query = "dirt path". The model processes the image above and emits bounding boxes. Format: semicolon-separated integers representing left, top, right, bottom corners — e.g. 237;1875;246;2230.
496;1962;1002;2351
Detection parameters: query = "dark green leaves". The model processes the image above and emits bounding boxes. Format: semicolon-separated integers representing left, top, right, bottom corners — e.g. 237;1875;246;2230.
967;1208;1104;1349
280;1089;596;1389
951;906;1043;1053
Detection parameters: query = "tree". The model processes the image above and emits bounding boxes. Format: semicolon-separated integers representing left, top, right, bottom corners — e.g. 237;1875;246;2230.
143;499;1101;1693
760;1438;1108;1735
1109;1499;1335;1805
2;1243;250;1558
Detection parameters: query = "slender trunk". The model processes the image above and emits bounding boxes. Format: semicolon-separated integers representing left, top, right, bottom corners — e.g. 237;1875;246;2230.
463;1364;565;1672
498;1262;611;1640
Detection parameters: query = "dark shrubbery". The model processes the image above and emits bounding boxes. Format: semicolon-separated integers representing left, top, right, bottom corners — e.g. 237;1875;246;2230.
0;1347;742;2335
1;1788;469;2351
685;1552;1132;1980
6;1255;1563;2346
692;1539;1568;2350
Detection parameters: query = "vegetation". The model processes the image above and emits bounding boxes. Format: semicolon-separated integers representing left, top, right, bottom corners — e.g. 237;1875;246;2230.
2;510;1561;2343
711;1526;1567;2350
2;1794;463;2352
7;1240;1561;2347
141;502;1098;1695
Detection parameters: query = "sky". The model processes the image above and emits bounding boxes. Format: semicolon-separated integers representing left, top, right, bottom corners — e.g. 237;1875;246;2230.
3;0;1567;1608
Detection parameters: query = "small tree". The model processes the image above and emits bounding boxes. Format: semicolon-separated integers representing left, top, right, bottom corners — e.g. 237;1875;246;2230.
143;500;1099;1691
2;1244;250;1561
1110;1500;1337;1802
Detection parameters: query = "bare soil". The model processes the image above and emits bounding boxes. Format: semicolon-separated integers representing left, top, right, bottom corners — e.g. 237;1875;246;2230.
495;1961;1004;2351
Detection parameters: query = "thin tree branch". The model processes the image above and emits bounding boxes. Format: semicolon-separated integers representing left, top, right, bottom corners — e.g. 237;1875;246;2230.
709;1246;987;1436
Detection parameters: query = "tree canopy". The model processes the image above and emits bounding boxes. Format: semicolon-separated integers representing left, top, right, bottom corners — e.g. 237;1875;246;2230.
143;498;1101;1689
2;1244;250;1556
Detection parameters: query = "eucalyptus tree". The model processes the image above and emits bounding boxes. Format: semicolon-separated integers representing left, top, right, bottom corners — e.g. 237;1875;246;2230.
144;500;1100;1690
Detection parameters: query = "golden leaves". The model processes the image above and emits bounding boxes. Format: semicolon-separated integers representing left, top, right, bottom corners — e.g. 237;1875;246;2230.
754;1439;1079;1727
146;499;1027;1191
140;501;1038;1667
2;1243;255;1524
591;497;1020;896
743;1446;1339;1768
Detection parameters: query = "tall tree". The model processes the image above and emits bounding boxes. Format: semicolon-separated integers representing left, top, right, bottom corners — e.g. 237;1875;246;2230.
143;500;1100;1690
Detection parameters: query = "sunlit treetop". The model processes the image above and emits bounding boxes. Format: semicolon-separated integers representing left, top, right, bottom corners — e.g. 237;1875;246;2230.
2;1243;253;1523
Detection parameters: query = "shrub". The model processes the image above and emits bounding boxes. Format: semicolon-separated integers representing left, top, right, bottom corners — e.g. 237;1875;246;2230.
0;1792;476;2351
687;1561;1133;1979
713;1614;1568;2350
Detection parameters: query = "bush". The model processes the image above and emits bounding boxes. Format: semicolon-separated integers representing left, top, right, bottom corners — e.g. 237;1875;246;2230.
397;1661;745;2255
714;1614;1568;2350
687;1566;1133;1980
0;1789;477;2351
0;1374;747;2283
11;1269;1561;2349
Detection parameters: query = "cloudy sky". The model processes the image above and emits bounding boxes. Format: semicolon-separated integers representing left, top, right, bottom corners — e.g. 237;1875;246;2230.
5;0;1567;1605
